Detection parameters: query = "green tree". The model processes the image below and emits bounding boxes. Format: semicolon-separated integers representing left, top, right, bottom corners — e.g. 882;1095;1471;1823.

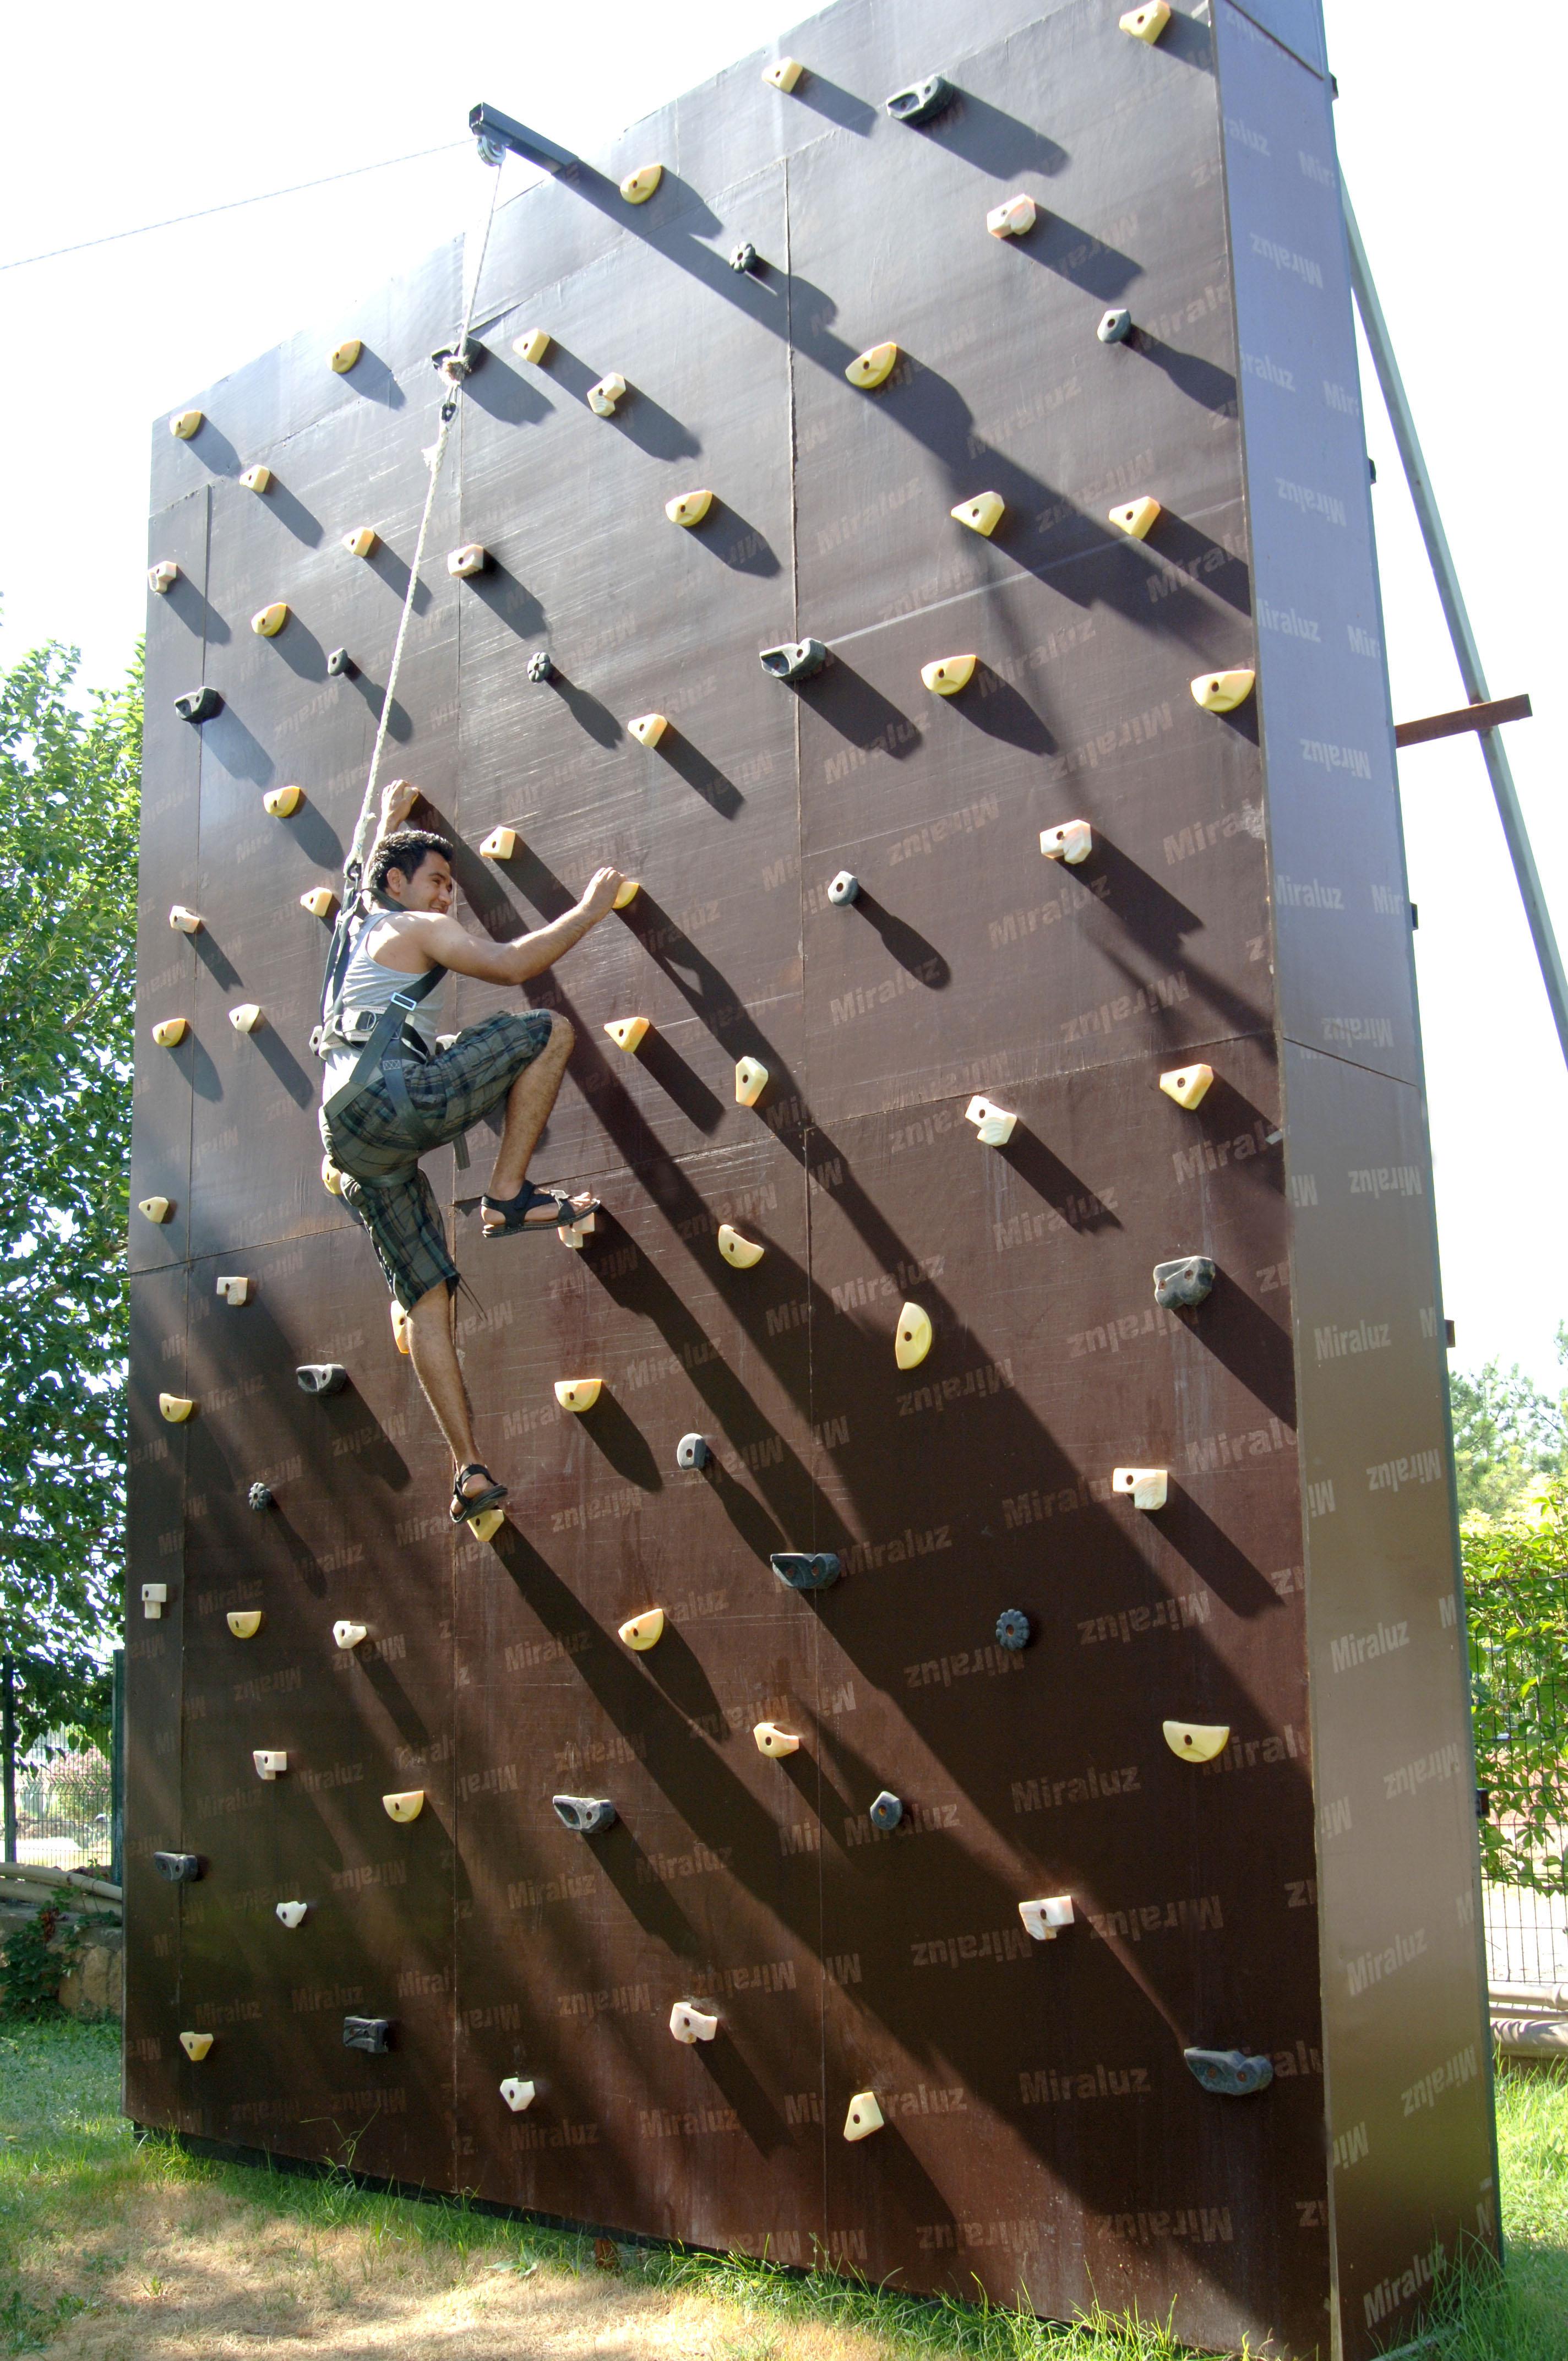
1449;1336;1567;1524
0;639;140;1849
1464;1482;1568;1898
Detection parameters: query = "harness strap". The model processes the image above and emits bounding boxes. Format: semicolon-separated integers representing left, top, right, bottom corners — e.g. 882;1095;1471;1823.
322;964;448;1130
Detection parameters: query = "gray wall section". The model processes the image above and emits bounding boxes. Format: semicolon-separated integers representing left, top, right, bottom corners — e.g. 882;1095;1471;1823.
1215;4;1499;2353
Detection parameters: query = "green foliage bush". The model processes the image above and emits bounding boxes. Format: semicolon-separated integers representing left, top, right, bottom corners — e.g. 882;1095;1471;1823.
0;1907;81;2020
1464;1487;1568;1897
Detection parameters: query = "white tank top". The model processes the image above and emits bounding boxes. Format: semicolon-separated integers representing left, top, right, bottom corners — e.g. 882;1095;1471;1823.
323;920;448;1098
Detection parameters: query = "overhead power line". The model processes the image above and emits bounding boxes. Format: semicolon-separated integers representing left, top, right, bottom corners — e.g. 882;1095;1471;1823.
0;140;470;274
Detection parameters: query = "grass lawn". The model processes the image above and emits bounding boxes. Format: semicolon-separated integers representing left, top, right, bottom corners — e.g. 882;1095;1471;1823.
0;2019;1563;2358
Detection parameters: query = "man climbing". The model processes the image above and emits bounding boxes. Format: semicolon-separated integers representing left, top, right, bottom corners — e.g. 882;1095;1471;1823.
317;777;623;1527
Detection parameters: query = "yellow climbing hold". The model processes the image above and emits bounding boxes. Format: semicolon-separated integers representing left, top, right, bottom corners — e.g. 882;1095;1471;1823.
845;341;898;390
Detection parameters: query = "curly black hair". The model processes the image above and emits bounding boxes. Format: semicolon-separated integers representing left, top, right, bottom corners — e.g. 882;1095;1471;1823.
368;828;454;897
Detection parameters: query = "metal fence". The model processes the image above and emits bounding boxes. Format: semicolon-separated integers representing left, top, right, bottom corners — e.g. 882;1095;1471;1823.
11;1729;114;1875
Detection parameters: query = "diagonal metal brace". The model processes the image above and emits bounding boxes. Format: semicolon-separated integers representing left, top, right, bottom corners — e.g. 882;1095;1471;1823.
1344;186;1568;1070
468;103;578;175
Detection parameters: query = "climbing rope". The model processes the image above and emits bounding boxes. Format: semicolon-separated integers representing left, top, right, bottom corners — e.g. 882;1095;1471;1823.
347;156;505;873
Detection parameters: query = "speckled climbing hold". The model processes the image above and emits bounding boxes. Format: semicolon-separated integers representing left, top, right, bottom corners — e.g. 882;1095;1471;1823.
1185;2048;1273;2097
759;638;827;683
1153;1255;1215;1309
771;1552;840;1591
552;1794;616;1835
885;74;953;125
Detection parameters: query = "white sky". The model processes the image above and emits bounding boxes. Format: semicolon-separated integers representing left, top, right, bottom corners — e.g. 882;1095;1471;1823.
1;2;1559;1392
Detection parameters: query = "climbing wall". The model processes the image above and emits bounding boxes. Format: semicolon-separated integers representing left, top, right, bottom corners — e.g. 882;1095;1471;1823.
125;3;1498;2353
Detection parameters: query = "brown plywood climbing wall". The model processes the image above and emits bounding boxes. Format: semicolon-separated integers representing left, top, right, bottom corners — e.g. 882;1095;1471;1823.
126;3;1497;2353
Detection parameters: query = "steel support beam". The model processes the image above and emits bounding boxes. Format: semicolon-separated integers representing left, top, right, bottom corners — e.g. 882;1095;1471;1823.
1344;187;1568;1069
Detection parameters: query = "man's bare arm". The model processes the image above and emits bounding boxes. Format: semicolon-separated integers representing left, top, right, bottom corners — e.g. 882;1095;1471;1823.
390;868;625;983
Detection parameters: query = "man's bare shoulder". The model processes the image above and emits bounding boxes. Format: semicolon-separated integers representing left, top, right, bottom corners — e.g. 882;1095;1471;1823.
362;911;463;973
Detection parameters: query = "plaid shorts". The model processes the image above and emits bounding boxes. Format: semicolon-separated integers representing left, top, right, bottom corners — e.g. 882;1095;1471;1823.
319;1009;555;1309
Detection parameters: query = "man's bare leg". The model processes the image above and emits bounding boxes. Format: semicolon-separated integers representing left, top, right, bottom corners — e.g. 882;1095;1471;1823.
404;1282;495;1504
481;1013;591;1230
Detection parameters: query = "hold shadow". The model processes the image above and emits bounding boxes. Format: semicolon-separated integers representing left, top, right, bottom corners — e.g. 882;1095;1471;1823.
852;893;950;990
696;505;781;579
794;75;877;135
633;1032;727;1132
192;933;242;992
272;621;329;684
587;1826;699;1956
367;542;433;616
248;1026;315;1109
465;562;546;641
1144;514;1252;617
917;90;1068;179
808;660;922;763
1158;1486;1285;1620
545;344;701;463
1188;1075;1282;1187
1193;1268;1297;1427
656;732;743;819
164;577;229;645
265;480;323;548
695;2039;792;2155
204;707;273;787
348;668;412;744
1085;839;1203;960
1024;211;1140;301
999;1131;1121;1233
554;673;623;752
344;346;405;410
964;666;1056;754
355;1653;433;1758
638;1623;724;1733
174;1032;223;1106
1131;329;1238;417
461;351;552;427
279;800;345;872
575;1396;662;1492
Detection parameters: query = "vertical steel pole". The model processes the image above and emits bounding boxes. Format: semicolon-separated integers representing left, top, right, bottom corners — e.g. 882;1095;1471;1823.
1343;187;1568;1069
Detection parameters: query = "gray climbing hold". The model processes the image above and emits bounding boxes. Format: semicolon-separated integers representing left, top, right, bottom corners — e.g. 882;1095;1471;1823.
770;1552;842;1591
1153;1255;1216;1310
995;1609;1031;1651
174;687;222;723
1184;2047;1274;2097
827;872;860;906
326;648;356;678
526;650;557;683
296;1364;348;1396
869;1791;903;1831
153;1852;202;1883
343;2016;394;2054
552;1794;617;1836
677;1434;712;1471
1097;307;1133;345
729;240;758;273
885;74;955;125
759;638;827;684
247;1483;273;1511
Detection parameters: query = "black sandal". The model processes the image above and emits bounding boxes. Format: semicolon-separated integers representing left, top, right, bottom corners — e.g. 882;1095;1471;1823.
480;1183;601;1236
450;1464;508;1525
